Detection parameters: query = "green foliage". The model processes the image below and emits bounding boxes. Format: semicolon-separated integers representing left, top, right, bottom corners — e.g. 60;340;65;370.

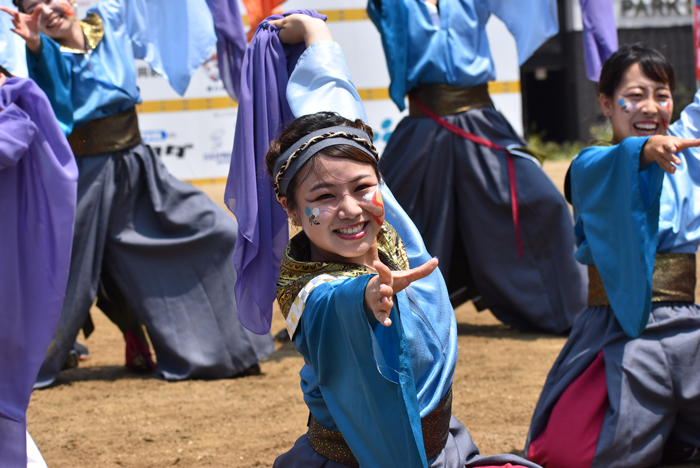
526;134;586;161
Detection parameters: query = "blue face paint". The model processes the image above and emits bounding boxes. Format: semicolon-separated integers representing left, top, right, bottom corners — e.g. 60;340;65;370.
305;206;320;226
619;98;632;113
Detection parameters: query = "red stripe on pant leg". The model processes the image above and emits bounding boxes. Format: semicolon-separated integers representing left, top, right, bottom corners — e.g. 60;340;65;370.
473;465;531;468
528;351;608;468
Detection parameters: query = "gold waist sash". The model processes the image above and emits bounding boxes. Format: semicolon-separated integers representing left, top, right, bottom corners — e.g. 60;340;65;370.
307;387;452;467
588;253;697;307
68;107;142;157
408;83;493;117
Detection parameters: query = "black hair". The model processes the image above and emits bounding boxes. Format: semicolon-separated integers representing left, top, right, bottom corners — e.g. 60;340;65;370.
265;112;379;211
12;0;24;13
598;43;675;96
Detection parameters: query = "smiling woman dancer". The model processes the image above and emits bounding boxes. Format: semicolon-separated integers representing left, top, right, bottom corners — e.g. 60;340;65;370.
1;0;273;387
525;44;700;468
233;13;543;468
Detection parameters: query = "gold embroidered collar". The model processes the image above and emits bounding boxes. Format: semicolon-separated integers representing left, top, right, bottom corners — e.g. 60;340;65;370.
60;13;104;54
277;223;409;320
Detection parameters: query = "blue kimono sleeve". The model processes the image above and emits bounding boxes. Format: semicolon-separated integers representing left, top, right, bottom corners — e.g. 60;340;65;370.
487;0;559;66
661;87;700;253
25;35;74;135
366;0;409;110
571;137;664;338
0;103;38;169
287;41;367;122
295;276;428;468
96;0;216;96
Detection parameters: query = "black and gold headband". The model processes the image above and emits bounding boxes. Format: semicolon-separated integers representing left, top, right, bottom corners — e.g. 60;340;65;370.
272;126;378;201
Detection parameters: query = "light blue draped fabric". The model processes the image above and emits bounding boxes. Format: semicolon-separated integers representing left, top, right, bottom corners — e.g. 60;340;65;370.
367;0;558;110
571;137;664;338
26;0;215;134
287;40;457;417
286;40;367;121
0;0;28;77
661;88;700;254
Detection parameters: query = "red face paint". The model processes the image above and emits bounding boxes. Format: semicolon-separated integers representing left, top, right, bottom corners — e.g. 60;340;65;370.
662;101;673;130
371;189;385;227
58;1;74;16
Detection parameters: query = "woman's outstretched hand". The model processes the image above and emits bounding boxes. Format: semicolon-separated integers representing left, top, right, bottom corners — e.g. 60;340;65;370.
364;258;439;327
0;7;41;52
642;135;700;173
268;14;332;47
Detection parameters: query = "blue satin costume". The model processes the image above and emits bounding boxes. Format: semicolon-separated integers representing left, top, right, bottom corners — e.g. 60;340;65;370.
526;89;700;467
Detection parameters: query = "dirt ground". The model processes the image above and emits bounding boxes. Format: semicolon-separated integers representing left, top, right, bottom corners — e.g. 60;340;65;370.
26;161;700;468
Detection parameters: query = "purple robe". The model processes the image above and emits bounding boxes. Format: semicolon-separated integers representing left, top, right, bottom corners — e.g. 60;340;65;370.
580;0;618;82
204;0;247;101
224;10;327;335
0;77;78;466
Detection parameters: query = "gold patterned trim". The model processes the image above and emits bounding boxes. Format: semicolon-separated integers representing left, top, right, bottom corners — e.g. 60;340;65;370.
307;387;453;466
408;84;493;117
588;253;696;306
277;223;409;337
285;274;342;338
60;13;104;54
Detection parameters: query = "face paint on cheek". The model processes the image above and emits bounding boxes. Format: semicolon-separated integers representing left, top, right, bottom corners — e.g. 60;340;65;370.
660;100;673;130
619;98;632;114
58;1;74;16
304;206;320;226
363;189;385;226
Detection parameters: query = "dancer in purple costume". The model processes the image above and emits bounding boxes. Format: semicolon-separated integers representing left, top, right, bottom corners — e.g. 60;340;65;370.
0;72;77;467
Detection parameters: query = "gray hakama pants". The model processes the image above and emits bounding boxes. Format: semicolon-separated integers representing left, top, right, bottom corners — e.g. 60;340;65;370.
274;416;541;468
525;302;700;467
35;143;274;388
379;108;587;333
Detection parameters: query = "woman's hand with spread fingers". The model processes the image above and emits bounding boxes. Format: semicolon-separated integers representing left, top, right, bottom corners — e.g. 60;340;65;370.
0;6;41;52
364;258;439;327
642;135;700;173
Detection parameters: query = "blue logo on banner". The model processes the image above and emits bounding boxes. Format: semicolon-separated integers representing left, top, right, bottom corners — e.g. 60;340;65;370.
142;129;168;143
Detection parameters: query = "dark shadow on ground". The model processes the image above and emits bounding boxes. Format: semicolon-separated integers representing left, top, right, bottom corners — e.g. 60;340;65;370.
45;365;153;387
456;322;569;341
263;336;301;363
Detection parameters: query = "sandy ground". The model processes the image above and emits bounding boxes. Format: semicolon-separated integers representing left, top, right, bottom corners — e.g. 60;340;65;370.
26;160;700;467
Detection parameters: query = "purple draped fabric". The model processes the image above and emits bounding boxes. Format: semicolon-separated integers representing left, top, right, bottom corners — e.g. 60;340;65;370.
204;0;247;101
580;0;618;82
224;10;327;334
0;77;77;465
